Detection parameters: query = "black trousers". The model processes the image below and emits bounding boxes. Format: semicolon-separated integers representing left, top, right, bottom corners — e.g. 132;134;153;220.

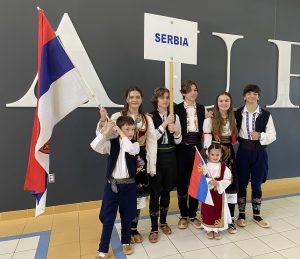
149;151;176;229
176;143;202;218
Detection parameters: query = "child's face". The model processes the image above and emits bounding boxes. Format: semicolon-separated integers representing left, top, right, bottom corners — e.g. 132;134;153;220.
126;90;142;110
183;84;198;103
157;92;170;109
218;94;231;112
244;91;259;104
121;124;135;140
208;148;222;163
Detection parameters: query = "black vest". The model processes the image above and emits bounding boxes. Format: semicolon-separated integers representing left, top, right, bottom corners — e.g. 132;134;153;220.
174;102;205;144
106;138;137;179
235;106;270;148
150;110;175;146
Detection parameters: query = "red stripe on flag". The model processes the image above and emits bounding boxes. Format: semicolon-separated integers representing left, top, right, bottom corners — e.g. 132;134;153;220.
188;151;201;199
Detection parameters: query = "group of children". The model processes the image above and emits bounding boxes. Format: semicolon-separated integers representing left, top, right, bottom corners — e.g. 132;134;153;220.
90;82;276;259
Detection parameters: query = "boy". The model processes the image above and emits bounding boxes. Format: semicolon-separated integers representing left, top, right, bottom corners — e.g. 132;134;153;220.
175;80;206;229
91;116;140;259
235;84;276;228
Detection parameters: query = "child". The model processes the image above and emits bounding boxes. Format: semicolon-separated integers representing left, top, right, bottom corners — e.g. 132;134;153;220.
175;80;206;229
106;87;157;243
203;92;238;234
201;144;232;240
148;88;182;242
90;116;140;259
235;84;276;228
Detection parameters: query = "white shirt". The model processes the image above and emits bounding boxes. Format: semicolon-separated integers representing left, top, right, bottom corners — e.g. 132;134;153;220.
239;105;276;145
202;118;232;149
184;101;199;132
90;133;140;179
109;112;157;174
155;112;182;145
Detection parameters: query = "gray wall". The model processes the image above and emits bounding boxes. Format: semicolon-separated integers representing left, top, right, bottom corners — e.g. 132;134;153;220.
1;0;299;212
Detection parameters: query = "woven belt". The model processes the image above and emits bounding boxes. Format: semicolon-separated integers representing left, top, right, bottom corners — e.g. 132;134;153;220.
108;177;135;193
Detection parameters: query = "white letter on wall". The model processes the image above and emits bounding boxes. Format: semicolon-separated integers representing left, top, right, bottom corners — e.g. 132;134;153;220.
267;39;300;108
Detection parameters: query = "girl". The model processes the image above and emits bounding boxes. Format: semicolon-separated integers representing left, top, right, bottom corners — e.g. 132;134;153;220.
203;92;238;234
201;144;232;240
148;88;182;243
98;86;157;243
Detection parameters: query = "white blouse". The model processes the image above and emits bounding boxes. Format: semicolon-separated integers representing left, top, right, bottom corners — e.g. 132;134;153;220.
205;162;232;194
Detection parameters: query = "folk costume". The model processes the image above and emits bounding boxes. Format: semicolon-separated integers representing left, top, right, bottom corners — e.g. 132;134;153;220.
175;101;205;226
149;110;182;236
235;105;276;227
90;133;139;253
110;111;157;239
201;162;232;233
203;118;238;231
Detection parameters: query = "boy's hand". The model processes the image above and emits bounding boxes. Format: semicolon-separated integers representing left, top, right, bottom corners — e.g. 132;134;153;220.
251;131;260;140
103;120;115;135
205;111;214;119
168;123;179;135
162;114;174;128
98;105;108;122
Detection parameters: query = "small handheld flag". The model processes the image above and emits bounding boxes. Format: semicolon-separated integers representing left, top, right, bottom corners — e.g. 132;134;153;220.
188;147;214;206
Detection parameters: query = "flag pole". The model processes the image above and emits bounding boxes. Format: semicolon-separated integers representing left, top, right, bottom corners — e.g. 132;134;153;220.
194;145;213;179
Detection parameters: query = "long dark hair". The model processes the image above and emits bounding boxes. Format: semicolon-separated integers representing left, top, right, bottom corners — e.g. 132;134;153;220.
211;92;238;137
122;86;144;115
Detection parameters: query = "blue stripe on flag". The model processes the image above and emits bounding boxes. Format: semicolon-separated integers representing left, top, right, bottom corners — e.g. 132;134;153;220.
197;174;209;202
40;37;74;97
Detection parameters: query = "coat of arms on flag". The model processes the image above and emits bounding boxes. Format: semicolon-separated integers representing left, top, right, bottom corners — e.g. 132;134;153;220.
188;147;214;206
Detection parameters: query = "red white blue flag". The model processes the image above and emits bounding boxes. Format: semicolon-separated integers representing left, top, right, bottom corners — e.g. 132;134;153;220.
188;147;214;206
24;8;91;216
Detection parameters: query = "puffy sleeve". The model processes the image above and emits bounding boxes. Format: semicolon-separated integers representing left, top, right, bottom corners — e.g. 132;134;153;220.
216;166;232;194
174;114;182;144
259;115;276;145
90;133;111;154
203;118;212;149
145;114;157;174
120;137;140;156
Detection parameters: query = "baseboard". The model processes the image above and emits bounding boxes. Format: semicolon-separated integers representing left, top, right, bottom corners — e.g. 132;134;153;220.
1;177;299;221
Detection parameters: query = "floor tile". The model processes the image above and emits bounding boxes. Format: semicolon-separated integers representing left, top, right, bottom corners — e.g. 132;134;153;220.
258;233;297;251
128;243;150;259
169;234;206;252
282;215;300;228
278;246;300;259
0;254;13;259
0;240;19;255
158;254;183;259
15;236;39;252
235;237;274;256
194;230;232;247
281;229;300;245
182;248;217;259
225;228;255;242
143;239;179;259
168;228;195;240
252;251;285;258
209;243;249;259
243;221;276;237
11;249;36;259
266;218;296;232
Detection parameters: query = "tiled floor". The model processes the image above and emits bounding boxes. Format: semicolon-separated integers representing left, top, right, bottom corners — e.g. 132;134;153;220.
0;194;300;258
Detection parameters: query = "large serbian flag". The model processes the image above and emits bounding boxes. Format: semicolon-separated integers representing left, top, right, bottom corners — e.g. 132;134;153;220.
24;8;91;216
188;147;214;206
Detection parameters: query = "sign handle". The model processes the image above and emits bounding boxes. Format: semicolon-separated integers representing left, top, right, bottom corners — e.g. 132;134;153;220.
169;61;174;114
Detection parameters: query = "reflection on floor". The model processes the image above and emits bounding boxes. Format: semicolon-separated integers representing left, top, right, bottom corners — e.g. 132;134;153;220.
1;194;300;259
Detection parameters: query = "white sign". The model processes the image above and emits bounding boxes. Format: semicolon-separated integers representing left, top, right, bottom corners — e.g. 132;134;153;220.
144;13;198;64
